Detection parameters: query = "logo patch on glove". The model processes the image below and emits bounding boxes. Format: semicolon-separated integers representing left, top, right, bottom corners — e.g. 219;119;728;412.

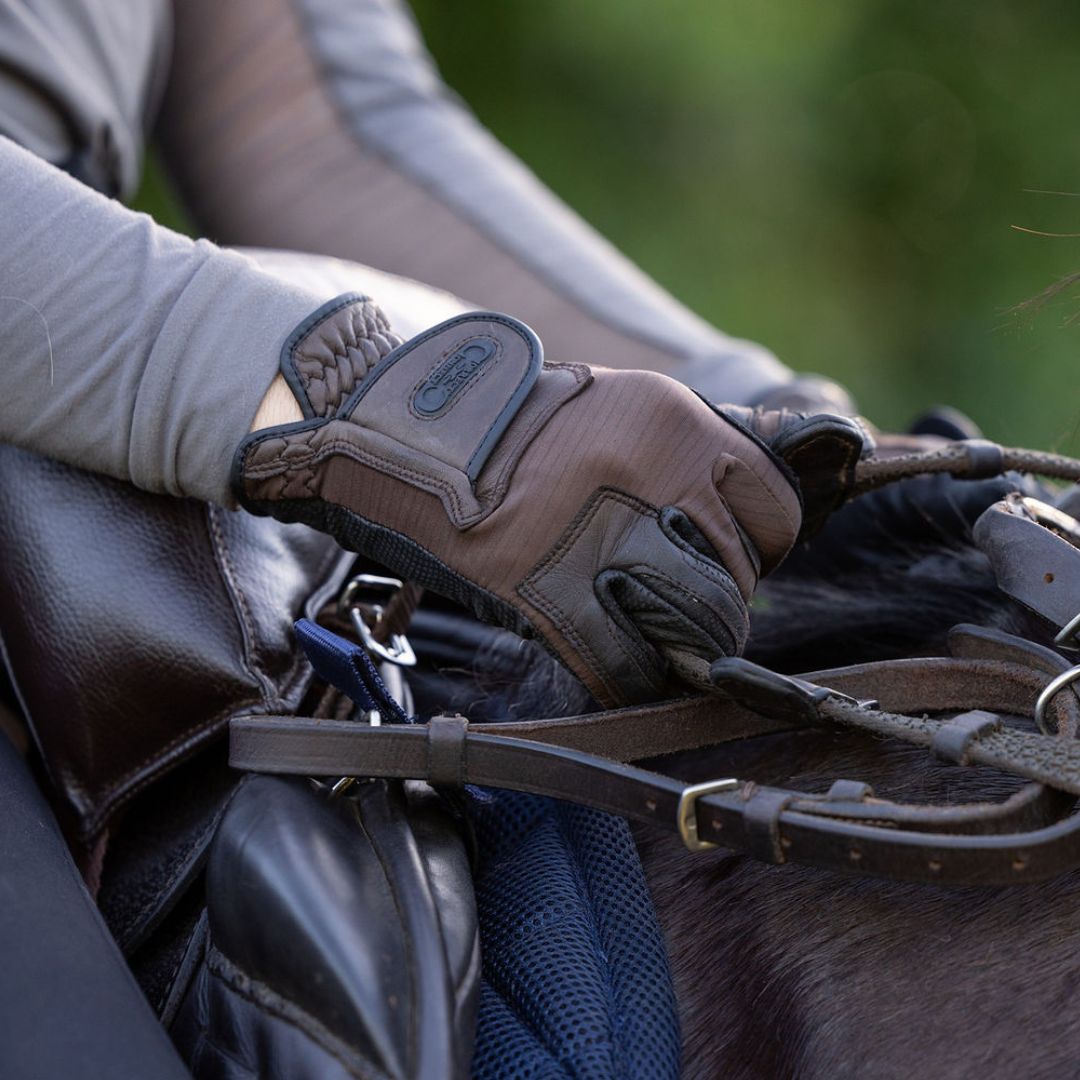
412;336;499;418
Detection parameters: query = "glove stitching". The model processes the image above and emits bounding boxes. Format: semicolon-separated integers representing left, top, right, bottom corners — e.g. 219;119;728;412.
524;578;644;702
592;576;671;683
286;296;402;417
519;488;666;697
405;333;502;422
714;452;799;568
713;404;804;527
279;292;375;416
523;488;653;578
313;437;471;519
473;362;591;503
593;577;668;685
715;492;763;586
663;502;760;596
629;567;742;656
245;433;477;523
635;558;745;624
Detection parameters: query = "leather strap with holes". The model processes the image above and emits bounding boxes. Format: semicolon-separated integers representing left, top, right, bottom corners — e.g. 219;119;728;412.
231;628;1080;886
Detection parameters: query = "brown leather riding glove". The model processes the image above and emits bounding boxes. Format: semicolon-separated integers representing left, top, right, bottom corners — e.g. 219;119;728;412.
234;295;857;705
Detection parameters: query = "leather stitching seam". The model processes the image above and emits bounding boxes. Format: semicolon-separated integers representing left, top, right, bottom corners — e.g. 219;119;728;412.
64;695;264;838
248;433;479;526
206;505;276;705
349;802;424;1066
519;488;660;697
204;945;385;1080
475;362;590;504
630;567;741;654
283;293;369;414
658;509;754;597
406;332;502;422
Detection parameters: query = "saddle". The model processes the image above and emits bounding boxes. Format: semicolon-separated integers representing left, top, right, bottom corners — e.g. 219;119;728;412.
0;444;480;1080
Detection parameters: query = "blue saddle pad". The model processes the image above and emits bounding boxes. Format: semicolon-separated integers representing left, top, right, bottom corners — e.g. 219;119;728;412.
469;792;680;1080
295;618;680;1078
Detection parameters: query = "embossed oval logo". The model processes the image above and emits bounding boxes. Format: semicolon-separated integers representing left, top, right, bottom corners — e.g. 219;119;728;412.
412;336;498;417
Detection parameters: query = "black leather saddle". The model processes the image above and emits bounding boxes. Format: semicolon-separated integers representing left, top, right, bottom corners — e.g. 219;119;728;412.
0;444;479;1080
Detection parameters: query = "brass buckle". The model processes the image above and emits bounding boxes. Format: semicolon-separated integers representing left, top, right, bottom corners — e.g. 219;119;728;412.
677;778;739;852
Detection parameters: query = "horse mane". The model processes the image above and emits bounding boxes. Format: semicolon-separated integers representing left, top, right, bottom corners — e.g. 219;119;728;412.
749;474;1038;671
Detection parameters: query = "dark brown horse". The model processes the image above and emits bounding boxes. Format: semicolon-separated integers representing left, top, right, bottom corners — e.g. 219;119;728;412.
634;472;1080;1079
4;433;1077;1079
402;463;1079;1077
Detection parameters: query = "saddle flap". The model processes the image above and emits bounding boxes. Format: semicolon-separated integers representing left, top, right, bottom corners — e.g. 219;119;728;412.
0;444;352;841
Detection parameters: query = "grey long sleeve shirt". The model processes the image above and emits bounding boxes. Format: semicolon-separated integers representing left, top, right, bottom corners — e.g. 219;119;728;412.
0;0;799;509
0;136;329;503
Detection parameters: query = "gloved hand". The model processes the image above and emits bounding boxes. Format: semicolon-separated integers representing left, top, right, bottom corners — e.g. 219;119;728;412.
720;404;870;540
234;296;854;704
751;374;859;418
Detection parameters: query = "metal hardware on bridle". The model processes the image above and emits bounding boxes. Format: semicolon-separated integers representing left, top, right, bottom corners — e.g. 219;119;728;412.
338;573;420;668
1035;666;1080;736
970;494;1080;735
232;633;1080;885
677;778;738;852
247;465;1080;884
233;438;1080;884
317;575;421;798
1055;612;1080;653
852;439;1080;496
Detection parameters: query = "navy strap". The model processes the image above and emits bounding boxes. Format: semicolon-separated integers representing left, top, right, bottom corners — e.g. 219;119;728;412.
295;618;413;725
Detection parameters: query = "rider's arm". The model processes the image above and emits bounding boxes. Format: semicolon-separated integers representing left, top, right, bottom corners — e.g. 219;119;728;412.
0;135;333;503
156;0;801;407
0;0;841;409
0;2;859;706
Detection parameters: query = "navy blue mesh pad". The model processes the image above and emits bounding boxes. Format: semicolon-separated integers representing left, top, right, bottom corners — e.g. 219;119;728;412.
469;791;680;1079
299;617;681;1077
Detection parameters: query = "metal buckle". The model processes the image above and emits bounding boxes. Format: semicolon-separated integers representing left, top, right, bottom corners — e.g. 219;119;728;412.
1022;497;1080;549
1035;663;1080;735
1037;499;1080;696
318;575;418;798
1054;611;1080;653
338;574;417;667
677;778;739;852
317;699;382;800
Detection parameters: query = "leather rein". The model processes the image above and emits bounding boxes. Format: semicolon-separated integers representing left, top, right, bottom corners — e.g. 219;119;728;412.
229;439;1080;887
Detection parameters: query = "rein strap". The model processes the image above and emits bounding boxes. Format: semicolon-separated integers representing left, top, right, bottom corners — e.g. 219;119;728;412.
231;644;1080;887
853;440;1080;496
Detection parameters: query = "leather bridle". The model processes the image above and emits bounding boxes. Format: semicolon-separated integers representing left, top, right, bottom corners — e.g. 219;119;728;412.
229;440;1080;887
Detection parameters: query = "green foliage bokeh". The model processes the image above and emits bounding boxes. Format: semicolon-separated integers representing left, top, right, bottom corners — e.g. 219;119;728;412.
408;0;1080;450
136;0;1080;450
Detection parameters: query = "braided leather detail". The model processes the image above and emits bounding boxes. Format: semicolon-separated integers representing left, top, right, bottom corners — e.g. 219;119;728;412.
290;298;403;417
240;428;321;501
825;696;1080;793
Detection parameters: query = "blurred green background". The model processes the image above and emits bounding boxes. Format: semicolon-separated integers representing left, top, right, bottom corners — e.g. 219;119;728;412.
138;0;1080;450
